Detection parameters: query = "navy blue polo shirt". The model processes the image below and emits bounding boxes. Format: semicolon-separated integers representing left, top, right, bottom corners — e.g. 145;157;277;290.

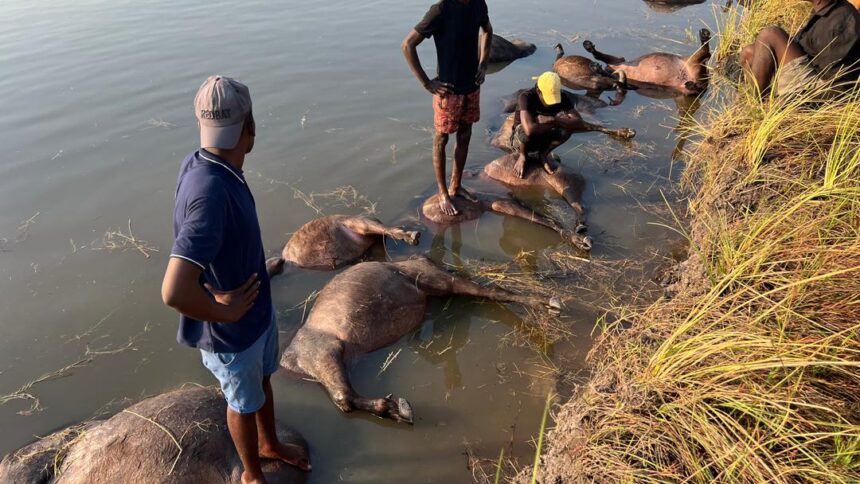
170;149;272;353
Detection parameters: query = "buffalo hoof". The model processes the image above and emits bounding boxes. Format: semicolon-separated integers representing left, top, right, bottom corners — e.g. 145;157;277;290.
580;235;594;252
548;297;563;314
582;40;595;53
700;28;711;44
403;230;421;246
617;128;636;140
266;256;286;277
385;395;414;425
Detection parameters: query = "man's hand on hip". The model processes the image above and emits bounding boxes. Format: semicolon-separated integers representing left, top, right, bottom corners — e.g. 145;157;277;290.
204;273;260;323
425;79;454;96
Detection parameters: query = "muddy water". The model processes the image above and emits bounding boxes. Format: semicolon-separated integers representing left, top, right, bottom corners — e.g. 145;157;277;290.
0;0;718;481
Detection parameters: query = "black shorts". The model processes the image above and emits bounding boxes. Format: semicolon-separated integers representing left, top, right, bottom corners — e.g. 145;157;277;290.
509;124;569;154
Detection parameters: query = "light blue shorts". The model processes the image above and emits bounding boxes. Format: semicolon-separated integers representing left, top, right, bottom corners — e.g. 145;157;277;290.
201;313;279;414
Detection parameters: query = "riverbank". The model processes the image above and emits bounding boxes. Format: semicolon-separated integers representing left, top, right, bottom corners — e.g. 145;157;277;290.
531;1;860;482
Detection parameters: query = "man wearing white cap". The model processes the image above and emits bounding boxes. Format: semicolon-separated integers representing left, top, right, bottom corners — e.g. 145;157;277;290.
161;76;311;483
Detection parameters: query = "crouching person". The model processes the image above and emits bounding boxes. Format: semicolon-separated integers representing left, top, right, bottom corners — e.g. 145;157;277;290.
161;76;310;484
511;72;591;178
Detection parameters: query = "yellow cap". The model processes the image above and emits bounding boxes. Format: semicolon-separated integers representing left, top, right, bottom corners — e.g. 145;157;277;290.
532;72;562;105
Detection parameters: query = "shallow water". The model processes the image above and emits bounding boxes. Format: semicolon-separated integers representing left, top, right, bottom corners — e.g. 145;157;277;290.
0;0;719;481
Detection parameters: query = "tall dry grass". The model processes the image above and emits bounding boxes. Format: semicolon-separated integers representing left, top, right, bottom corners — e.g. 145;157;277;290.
531;1;860;482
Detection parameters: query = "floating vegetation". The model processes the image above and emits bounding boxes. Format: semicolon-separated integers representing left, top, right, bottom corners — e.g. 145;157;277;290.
144;118;177;129
92;219;158;259
0;338;138;416
1;310;142;416
377;348;402;376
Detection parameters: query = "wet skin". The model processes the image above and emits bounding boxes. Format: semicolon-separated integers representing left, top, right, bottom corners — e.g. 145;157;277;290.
421;192;593;251
582;28;713;96
552;44;629;105
0;387;310;484
278;257;560;424
267;215;420;274
483;153;592;239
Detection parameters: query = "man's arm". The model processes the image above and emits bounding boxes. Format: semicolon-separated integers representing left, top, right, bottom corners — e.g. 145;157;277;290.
476;20;493;85
521;109;556;138
401;30;452;96
161;257;259;323
519;92;556;137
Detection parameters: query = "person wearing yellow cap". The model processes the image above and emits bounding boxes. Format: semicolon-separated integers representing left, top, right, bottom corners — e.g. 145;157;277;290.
509;71;581;178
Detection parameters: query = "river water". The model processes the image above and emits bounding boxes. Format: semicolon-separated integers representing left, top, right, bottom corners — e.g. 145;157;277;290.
0;0;719;481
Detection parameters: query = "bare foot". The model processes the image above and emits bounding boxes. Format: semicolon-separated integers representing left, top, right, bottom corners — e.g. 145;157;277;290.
514;154;527;179
260;442;312;472
542;156;559;175
438;192;459;216
241;471;268;484
448;185;477;202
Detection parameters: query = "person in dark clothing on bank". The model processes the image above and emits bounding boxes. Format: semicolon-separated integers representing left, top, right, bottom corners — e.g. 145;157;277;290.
740;0;860;97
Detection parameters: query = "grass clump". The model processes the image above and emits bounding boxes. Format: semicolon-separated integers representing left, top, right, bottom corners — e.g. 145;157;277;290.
531;1;860;482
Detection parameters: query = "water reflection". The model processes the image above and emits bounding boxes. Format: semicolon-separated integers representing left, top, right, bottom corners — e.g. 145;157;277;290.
408;310;469;391
643;0;707;13
629;88;703;159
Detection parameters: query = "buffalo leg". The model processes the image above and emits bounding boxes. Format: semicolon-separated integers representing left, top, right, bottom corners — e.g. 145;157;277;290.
582;40;626;65
298;335;414;424
342;216;420;246
685;29;712;84
405;258;545;308
486;198;563;235
560;111;635;139
488;197;591;251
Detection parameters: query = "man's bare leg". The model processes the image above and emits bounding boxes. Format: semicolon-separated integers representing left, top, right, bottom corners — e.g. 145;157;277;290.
227;408;266;484
449;124;477;202
514;135;529;179
257;376;312;471
741;27;806;97
433;131;458;216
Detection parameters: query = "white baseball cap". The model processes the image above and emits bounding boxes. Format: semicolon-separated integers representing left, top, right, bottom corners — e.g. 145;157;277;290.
194;75;252;149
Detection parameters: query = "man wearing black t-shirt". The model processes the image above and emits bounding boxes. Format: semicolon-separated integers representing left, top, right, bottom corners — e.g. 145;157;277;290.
510;72;583;178
402;0;493;216
739;0;859;97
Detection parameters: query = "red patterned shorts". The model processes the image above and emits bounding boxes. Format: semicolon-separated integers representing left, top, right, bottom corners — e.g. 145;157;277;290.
433;89;480;134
